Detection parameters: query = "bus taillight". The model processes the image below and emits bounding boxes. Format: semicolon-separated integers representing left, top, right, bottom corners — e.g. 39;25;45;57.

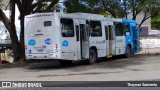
25;45;27;49
55;43;58;48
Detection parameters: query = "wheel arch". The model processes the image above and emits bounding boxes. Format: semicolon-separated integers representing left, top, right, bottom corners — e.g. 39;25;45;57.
90;46;98;58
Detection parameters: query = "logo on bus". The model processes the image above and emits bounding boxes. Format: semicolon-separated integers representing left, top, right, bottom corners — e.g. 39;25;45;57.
28;39;36;46
62;40;68;47
117;39;123;42
45;38;51;45
42;45;46;48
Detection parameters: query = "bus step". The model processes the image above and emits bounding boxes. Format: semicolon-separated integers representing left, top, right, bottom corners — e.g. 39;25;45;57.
107;55;112;58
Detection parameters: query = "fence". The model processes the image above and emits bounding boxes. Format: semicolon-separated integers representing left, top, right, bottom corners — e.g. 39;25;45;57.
140;38;160;48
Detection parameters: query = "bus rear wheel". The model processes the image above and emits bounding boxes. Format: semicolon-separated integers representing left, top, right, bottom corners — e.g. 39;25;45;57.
125;46;131;58
87;49;97;64
59;60;72;66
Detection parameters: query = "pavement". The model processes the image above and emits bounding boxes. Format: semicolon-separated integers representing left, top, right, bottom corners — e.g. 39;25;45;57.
137;47;160;55
0;48;160;89
0;51;159;81
0;47;160;81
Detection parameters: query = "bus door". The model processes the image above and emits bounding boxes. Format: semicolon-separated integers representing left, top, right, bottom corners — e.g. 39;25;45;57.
131;23;139;52
105;26;109;56
75;20;81;60
61;18;77;60
107;25;116;56
79;21;89;59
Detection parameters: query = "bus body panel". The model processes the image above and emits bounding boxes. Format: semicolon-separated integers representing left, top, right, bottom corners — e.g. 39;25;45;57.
60;18;78;60
89;21;106;57
25;13;62;59
116;36;126;55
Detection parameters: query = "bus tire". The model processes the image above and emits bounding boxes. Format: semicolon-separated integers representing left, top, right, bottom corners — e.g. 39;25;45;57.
88;49;97;64
125;46;131;58
59;60;72;66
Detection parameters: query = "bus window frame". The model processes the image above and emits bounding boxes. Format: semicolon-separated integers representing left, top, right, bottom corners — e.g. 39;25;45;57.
61;18;75;37
89;20;102;37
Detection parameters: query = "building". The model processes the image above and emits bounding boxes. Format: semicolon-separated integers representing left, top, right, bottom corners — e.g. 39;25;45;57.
127;12;151;37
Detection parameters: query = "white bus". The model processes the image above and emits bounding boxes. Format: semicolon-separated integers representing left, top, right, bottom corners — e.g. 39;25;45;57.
25;12;140;65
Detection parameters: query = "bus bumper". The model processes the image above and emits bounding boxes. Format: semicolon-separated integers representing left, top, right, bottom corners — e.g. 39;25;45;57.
26;53;61;60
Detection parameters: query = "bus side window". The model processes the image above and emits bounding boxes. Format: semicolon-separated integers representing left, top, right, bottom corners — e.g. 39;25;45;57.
90;21;102;37
76;25;79;41
115;22;123;36
61;18;74;37
105;26;108;40
123;23;130;36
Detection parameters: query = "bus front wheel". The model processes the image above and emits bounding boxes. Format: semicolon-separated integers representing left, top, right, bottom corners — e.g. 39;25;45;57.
125;46;131;58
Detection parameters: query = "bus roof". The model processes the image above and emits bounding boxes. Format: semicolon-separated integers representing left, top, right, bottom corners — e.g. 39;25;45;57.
112;18;122;22
25;12;106;21
61;12;105;21
122;19;136;23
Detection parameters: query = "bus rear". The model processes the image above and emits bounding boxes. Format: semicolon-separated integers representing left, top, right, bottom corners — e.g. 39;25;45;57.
25;13;61;60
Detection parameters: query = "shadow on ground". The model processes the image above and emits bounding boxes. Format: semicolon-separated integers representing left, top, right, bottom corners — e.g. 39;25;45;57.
0;53;160;74
27;53;159;69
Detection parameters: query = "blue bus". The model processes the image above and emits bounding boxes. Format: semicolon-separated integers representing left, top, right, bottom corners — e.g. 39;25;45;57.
113;19;140;57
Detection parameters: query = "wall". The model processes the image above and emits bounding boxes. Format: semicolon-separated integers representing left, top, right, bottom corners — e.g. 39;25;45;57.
140;38;160;48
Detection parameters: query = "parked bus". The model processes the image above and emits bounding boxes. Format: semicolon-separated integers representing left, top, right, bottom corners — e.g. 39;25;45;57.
24;12;140;65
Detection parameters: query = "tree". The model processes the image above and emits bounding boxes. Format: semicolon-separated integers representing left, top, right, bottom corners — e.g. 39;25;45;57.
0;0;20;61
151;17;160;30
124;0;160;27
64;0;125;18
64;0;160;27
15;0;59;60
0;0;59;61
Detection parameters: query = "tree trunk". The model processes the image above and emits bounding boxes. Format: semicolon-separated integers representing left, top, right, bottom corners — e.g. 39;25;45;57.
19;0;32;61
19;0;25;60
0;9;20;61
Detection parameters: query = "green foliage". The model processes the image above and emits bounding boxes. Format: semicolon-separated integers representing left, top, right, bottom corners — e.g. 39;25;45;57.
151;17;160;30
33;0;60;13
0;0;3;9
103;11;114;18
64;0;160;27
64;0;126;18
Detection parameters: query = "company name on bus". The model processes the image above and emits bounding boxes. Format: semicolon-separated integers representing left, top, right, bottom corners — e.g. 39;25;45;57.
96;40;105;44
116;39;123;42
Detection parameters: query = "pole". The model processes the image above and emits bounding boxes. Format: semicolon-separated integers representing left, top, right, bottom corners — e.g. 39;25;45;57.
0;53;2;64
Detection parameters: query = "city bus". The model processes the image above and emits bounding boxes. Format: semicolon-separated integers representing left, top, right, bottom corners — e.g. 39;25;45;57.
24;12;140;65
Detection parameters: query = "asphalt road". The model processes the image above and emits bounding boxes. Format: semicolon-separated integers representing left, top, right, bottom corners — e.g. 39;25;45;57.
0;52;160;81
